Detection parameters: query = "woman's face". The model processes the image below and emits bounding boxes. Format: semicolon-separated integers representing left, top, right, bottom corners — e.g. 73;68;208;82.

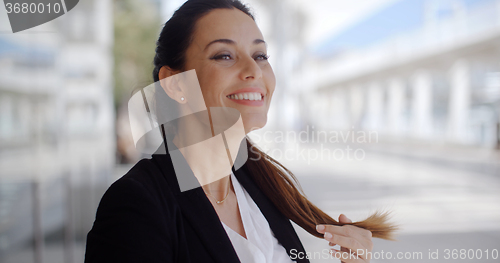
183;8;276;133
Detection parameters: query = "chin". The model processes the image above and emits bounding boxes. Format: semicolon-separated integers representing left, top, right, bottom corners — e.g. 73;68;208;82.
242;116;267;134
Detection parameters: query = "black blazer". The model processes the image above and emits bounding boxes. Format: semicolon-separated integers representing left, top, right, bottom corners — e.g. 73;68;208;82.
85;150;310;262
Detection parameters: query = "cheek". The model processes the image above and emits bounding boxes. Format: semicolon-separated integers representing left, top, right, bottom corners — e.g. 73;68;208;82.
198;68;226;106
264;68;276;95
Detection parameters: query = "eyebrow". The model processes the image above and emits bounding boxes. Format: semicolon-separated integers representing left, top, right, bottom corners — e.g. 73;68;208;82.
204;38;266;51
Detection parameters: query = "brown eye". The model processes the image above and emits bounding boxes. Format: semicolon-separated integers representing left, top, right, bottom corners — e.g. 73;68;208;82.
211;54;232;60
254;54;269;61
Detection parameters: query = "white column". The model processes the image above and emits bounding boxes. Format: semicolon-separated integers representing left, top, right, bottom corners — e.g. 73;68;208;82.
0;95;13;140
447;60;470;143
365;82;384;132
387;78;405;135
94;0;112;46
411;70;433;138
349;84;364;128
316;92;330;131
330;88;348;130
326;90;337;131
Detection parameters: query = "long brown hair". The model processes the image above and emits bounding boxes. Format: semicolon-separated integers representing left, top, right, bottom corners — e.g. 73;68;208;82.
244;138;398;240
153;0;398;241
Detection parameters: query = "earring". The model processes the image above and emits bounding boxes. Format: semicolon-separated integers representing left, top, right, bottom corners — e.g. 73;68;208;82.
180;97;185;101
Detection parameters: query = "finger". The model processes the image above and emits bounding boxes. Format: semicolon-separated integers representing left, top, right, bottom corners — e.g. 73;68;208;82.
339;214;352;224
318;224;373;240
323;232;367;259
316;226;339;247
316;224;373;251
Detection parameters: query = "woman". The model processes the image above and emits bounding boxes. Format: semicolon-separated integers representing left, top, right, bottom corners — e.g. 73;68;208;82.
85;0;397;262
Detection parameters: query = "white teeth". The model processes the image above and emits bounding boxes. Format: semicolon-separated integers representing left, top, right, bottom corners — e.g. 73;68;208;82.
227;92;263;101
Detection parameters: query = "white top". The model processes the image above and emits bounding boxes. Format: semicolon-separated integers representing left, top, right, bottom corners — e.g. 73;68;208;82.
221;171;296;263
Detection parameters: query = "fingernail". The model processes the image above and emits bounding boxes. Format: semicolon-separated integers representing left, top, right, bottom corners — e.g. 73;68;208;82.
316;225;325;231
324;232;332;239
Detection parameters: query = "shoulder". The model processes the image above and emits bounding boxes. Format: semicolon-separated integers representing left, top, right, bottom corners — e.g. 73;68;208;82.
97;156;177;219
85;157;179;262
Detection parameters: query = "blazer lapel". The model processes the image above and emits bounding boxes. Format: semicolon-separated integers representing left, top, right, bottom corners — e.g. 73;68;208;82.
234;165;310;263
152;152;241;263
177;188;241;263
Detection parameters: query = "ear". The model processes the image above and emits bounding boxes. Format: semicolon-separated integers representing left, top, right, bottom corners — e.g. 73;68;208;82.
159;66;186;104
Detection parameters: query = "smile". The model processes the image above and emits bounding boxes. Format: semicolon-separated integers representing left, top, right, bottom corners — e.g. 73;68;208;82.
226;90;265;106
226;92;263;101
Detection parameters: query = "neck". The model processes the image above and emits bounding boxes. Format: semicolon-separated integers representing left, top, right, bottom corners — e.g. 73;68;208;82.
172;119;236;190
172;108;246;194
202;173;232;201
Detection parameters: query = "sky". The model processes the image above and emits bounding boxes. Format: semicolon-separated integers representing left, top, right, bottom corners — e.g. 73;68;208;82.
292;0;399;46
159;0;400;48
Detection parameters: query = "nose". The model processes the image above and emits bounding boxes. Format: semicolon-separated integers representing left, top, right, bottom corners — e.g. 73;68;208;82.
238;55;262;81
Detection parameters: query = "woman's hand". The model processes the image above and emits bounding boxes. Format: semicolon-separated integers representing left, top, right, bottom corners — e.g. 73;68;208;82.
316;214;373;262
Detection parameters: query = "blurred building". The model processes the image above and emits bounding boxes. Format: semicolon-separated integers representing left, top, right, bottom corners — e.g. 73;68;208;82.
301;0;500;148
0;0;114;262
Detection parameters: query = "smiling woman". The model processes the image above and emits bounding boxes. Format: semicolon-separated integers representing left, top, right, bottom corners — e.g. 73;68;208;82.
84;0;397;263
162;7;275;132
